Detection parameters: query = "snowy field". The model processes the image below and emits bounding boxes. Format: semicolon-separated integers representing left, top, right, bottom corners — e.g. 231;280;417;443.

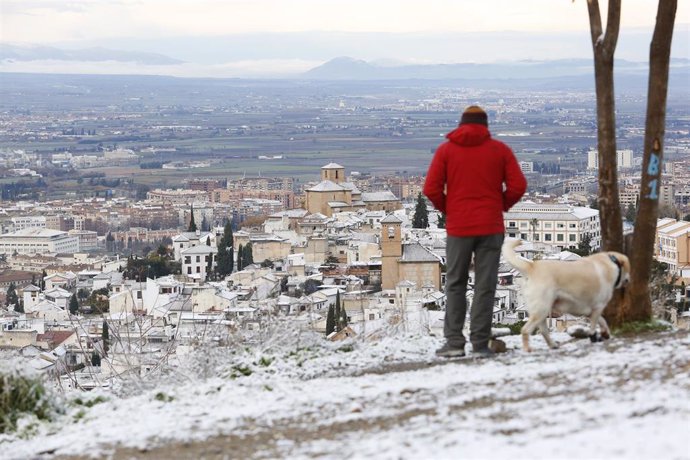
3;329;690;460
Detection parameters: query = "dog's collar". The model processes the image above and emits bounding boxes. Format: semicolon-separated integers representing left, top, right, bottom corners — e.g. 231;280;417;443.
609;254;622;288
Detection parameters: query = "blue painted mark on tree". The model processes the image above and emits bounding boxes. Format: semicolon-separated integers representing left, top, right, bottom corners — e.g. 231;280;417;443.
645;152;660;200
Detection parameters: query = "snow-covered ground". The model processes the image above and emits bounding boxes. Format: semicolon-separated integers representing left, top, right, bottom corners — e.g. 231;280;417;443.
3;329;690;460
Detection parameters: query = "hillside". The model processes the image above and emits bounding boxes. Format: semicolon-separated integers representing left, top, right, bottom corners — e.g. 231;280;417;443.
302;56;690;92
4;329;689;459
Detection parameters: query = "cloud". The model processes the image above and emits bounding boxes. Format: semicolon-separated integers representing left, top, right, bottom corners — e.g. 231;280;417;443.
3;0;687;44
0;58;321;78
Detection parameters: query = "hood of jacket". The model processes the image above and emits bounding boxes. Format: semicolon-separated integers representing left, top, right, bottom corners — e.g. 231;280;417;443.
446;124;491;147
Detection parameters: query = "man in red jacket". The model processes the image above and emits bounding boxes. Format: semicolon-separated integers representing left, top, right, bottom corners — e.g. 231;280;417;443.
424;105;526;358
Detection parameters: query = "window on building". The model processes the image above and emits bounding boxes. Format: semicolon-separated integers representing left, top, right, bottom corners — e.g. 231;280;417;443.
557;234;564;242
545;234;552;241
569;234;577;242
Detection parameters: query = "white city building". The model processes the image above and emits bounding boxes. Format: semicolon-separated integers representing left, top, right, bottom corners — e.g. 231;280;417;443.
587;149;635;170
172;231;216;261
10;216;47;232
0;228;80;255
181;245;217;282
519;161;534;174
503;202;601;251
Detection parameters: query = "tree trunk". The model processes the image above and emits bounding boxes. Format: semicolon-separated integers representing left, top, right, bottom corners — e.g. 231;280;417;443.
621;0;677;323
587;0;624;326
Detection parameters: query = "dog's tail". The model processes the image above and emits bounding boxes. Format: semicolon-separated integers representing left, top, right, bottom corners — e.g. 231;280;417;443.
502;239;533;275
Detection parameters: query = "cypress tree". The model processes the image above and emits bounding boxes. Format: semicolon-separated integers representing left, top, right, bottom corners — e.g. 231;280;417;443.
188;204;197;232
6;282;18;310
412;193;429;229
69;294;79;315
340;303;348;329
237;243;244;271
326;304;335;336
216;221;234;277
334;291;341;332
102;321;110;356
243;242;253;266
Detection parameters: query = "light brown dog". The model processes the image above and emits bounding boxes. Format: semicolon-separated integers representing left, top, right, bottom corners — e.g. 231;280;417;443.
502;239;630;352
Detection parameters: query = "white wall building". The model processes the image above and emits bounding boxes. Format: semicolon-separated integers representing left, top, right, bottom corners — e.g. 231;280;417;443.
0;228;80;255
181;245;217;282
588;149;634;170
504;202;601;251
10;216;47;232
172;231;216;261
519;161;534;174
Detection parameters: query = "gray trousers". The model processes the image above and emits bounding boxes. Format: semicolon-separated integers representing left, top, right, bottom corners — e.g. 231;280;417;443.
444;233;504;349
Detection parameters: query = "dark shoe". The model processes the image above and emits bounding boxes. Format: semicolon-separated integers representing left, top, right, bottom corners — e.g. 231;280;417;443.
436;343;465;358
472;347;496;358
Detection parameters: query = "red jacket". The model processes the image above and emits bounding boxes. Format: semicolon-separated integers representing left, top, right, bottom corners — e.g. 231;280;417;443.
423;124;527;237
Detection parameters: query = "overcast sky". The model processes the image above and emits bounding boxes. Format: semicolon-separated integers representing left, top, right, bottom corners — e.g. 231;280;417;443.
1;0;688;77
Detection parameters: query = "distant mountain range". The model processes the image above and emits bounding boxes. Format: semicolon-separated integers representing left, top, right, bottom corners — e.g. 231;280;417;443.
303;56;690;81
0;44;184;65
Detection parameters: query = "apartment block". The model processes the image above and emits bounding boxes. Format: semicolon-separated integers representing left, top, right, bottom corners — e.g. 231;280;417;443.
503;202;601;250
655;218;690;277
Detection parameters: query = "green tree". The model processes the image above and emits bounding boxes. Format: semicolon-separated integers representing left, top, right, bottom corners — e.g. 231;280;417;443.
303;279;322;296
216;222;234;277
106;231;115;252
243;242;254;267
437;213;446;229
77;288;90;301
334;291;342;332
573;233;593;257
412;193;429;229
339;302;348;330
188;204;197;232
6;282;18;310
69;294;79;315
624;203;637;222
91;352;101;367
101;321;110;357
201;215;210;232
326;304;335;336
40;270;47;290
237;243;244;271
